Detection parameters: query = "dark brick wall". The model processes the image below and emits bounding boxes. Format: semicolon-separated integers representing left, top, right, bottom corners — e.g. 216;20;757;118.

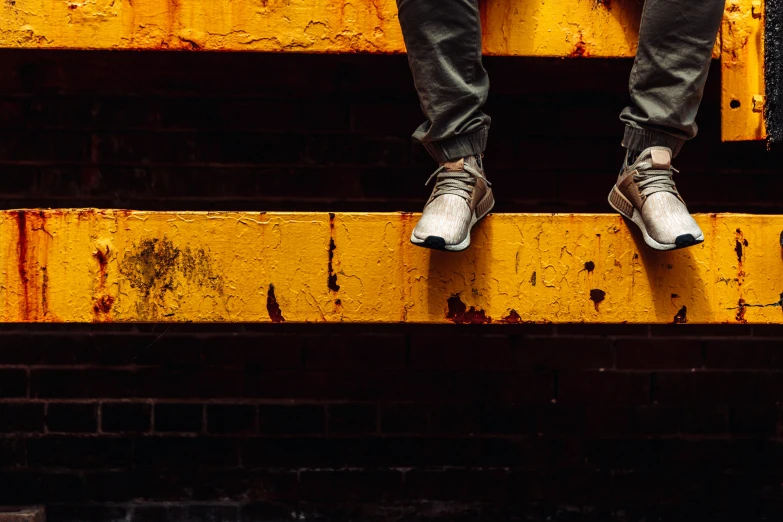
0;50;780;214
1;324;783;521
0;50;782;521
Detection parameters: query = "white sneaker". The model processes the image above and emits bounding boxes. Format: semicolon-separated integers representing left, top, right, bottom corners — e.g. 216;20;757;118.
410;156;494;252
608;146;704;251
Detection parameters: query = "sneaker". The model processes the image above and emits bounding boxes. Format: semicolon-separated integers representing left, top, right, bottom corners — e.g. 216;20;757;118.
608;146;704;251
410;155;494;252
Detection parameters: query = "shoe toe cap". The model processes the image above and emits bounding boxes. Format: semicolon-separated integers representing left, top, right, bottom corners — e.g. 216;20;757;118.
642;193;704;246
413;196;472;245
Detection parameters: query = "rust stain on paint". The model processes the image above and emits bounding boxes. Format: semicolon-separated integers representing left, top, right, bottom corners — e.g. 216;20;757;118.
94;295;115;314
41;267;48;317
93;245;114;319
14;210;54;321
16;211;29;320
180;246;224;294
736;298;748;323
569;32;588;57
120;238;180;300
118;237;224;320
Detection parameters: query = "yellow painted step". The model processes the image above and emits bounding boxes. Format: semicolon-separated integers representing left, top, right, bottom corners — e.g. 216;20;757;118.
0;0;644;56
721;0;766;141
1;210;781;324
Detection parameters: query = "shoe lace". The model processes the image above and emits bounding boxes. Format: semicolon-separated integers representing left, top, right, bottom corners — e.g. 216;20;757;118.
633;161;681;199
424;162;490;204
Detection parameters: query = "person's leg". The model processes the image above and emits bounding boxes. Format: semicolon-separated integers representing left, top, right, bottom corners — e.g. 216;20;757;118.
609;0;725;251
397;0;494;251
397;0;490;162
620;0;725;156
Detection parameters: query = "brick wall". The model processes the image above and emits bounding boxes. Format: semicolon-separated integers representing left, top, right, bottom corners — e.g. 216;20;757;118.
1;50;782;521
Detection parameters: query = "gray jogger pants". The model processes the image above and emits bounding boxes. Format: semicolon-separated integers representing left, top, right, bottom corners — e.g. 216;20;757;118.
396;0;726;162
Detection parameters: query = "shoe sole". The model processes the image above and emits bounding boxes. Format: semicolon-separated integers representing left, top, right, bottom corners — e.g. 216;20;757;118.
410;188;495;252
608;186;704;251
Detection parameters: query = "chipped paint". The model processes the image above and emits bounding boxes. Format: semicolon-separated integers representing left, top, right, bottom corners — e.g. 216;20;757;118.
734;228;748;323
446;294;491;325
2;210;783;324
589;288;606;310
93;244;113;319
117;236;224;320
569;31;589;58
500;309;523;324
11;210;58;322
266;283;285;323
15;210;28;319
673;305;687;324
327;213;340;293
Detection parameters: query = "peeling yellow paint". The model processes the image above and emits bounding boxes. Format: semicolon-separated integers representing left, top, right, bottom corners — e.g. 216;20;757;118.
0;0;725;58
721;0;766;141
2;210;783;324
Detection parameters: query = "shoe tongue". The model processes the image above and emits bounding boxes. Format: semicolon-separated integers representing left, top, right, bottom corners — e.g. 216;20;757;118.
442;156;480;172
638;148;671;170
442;158;464;171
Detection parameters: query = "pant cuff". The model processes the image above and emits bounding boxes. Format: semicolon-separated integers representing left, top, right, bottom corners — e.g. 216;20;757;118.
622;125;685;158
421;128;488;163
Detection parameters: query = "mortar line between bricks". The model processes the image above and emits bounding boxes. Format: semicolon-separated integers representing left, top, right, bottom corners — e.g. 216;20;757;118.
0;391;779;405
24;364;162;370
526;334;759;340
3;126;422;137
0;127;400;136
48;501;249;508
22;367;783;372
0;93;388;100
2;433;779;442
0;161;427;169
11;467;133;474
